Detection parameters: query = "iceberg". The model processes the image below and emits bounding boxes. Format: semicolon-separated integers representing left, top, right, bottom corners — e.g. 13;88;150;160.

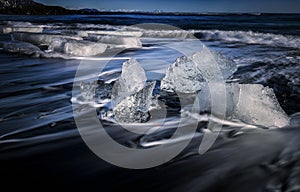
48;38;107;56
88;34;142;48
113;81;156;123
161;48;237;93
197;83;290;128
11;32;82;46
0;41;42;55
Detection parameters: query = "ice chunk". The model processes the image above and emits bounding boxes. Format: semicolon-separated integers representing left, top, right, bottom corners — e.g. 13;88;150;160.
0;41;41;55
111;59;157;123
80;80;113;102
231;84;289;127
113;81;156;123
11;26;43;33
0;21;43;34
11;32;82;46
207;51;238;79
5;21;32;26
161;48;237;93
77;30;143;37
197;83;290;127
0;26;44;34
61;41;106;57
161;55;206;93
111;58;147;105
48;38;107;56
88;34;142;48
0;26;12;34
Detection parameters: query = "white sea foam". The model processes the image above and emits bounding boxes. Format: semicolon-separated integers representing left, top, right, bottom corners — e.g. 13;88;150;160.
142;30;196;39
140;29;300;48
9;21;297;48
197;30;300;48
126;28;298;48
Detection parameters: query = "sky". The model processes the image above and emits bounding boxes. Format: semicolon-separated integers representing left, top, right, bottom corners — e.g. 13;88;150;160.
36;0;300;13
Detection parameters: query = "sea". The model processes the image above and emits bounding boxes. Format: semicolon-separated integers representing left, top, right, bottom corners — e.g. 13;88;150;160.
0;13;299;191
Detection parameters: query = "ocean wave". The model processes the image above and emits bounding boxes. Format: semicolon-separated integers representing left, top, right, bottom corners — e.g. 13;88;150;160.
196;30;300;48
140;29;300;48
1;20;299;59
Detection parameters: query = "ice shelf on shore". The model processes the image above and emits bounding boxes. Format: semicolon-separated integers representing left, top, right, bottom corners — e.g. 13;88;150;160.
161;48;237;93
112;58;157;123
88;34;142;48
11;32;83;46
0;41;42;55
197;83;290;128
48;38;107;56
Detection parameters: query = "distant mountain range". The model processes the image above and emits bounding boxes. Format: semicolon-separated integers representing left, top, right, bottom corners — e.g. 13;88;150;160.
0;0;294;15
0;0;148;15
0;0;89;15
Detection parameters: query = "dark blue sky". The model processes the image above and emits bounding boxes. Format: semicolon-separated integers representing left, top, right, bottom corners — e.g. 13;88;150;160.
36;0;300;13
